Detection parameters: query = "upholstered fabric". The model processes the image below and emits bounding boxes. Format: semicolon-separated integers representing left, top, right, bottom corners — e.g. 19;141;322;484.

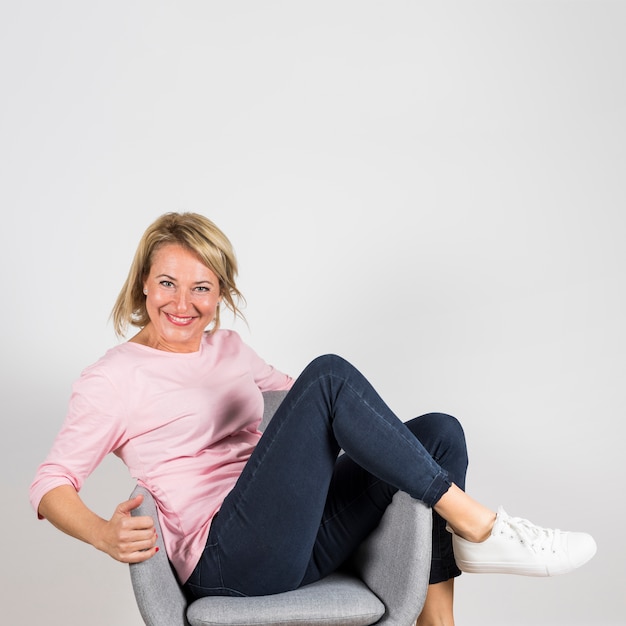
130;483;190;625
351;491;432;625
259;390;287;430
187;574;384;626
130;390;432;626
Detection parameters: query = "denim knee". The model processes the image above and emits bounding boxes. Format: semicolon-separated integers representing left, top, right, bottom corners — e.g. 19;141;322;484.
300;354;353;380
406;413;468;489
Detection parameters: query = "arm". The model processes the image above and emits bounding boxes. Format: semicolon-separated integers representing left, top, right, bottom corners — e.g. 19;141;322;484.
32;359;157;562
38;484;158;564
242;336;294;392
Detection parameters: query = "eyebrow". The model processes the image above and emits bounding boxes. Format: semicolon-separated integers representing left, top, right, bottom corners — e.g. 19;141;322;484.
156;274;215;286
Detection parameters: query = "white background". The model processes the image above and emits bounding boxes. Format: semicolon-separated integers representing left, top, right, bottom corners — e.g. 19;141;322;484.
1;2;624;624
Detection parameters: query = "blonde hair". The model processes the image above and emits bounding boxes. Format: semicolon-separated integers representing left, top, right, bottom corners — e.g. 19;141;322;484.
111;212;245;337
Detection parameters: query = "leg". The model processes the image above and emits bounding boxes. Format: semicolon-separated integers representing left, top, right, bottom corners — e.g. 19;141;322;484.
290;362;595;583
186;354;595;600
300;412;468;586
186;355;453;598
407;414;466;626
416;579;455;626
405;413;467;584
435;486;496;543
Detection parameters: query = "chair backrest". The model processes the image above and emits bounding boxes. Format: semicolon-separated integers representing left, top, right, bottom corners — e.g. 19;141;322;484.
259;390;288;431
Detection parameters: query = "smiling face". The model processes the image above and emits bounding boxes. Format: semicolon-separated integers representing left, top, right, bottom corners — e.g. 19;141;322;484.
136;244;222;352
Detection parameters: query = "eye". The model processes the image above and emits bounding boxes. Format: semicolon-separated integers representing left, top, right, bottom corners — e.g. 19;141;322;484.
159;280;174;288
194;285;211;293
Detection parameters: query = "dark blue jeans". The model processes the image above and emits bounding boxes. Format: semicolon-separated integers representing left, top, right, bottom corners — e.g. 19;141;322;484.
185;355;467;599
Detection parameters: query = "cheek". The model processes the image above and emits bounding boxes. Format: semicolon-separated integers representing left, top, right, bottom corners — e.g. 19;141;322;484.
206;301;220;317
145;294;159;308
145;293;167;314
193;296;218;315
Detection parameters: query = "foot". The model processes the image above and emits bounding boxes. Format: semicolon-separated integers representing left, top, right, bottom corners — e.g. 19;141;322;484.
448;506;597;576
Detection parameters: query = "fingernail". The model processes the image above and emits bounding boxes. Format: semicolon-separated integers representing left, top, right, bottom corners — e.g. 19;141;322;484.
155;547;160;553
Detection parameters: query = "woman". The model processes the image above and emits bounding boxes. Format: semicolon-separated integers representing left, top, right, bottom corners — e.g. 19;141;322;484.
30;212;596;626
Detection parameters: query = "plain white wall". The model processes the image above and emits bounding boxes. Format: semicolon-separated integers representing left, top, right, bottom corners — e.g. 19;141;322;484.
1;1;624;624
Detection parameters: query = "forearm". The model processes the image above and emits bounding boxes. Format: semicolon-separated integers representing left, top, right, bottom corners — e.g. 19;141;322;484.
38;485;158;563
38;484;108;551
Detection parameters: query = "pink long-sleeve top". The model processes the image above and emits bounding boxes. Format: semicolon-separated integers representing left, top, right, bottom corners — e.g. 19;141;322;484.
29;329;294;584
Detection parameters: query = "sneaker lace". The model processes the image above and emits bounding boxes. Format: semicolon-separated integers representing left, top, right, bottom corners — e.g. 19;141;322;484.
501;514;562;554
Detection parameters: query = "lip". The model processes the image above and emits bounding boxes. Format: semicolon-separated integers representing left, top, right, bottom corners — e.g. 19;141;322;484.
164;312;197;326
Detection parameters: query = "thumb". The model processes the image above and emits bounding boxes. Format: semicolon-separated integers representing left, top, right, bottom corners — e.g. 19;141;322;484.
116;494;143;516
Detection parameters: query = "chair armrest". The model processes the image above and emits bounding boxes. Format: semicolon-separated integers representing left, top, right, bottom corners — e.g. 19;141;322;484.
350;492;432;626
129;485;190;626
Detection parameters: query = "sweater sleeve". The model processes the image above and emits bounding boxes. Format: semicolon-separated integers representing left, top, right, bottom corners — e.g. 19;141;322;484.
29;365;128;518
244;342;294;392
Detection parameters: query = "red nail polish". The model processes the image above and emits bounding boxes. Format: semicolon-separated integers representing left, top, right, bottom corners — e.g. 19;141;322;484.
155;547;159;553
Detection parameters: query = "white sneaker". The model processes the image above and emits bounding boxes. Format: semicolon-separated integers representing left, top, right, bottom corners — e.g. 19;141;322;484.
449;506;597;576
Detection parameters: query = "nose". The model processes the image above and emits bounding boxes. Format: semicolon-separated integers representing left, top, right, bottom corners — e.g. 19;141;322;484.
174;290;189;311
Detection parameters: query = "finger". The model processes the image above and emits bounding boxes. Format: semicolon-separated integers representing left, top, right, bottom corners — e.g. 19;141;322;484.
120;514;156;532
117;494;143;515
114;530;158;561
123;534;157;553
126;545;160;564
116;522;157;545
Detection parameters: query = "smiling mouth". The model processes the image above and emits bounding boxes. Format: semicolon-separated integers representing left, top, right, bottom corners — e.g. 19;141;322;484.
165;313;196;326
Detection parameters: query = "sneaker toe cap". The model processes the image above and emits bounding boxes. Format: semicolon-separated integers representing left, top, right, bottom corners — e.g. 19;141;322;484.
567;532;597;568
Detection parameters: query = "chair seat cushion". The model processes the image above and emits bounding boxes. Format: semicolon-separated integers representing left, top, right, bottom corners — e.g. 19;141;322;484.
186;572;385;626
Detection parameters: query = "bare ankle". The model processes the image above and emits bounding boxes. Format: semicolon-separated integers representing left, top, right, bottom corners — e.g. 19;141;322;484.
434;485;496;543
451;511;495;543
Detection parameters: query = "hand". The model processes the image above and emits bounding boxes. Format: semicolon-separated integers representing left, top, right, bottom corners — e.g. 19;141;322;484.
97;495;158;563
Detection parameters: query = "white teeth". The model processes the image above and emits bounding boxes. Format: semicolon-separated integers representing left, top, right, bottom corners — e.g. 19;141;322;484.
168;314;193;323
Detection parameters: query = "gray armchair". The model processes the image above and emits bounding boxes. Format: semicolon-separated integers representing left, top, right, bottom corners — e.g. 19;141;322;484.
130;391;433;626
